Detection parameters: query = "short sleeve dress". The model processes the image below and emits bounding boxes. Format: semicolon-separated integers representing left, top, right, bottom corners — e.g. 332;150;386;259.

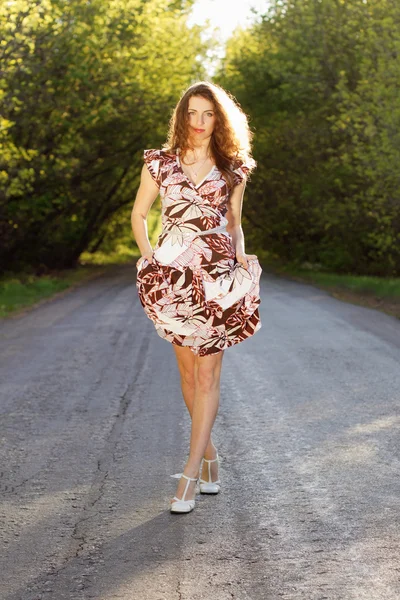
136;148;262;357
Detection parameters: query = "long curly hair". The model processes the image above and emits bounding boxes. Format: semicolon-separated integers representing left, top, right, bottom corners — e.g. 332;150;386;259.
162;81;256;189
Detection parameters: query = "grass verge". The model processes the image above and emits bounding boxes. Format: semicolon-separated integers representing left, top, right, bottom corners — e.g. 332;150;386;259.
0;264;110;318
259;252;400;319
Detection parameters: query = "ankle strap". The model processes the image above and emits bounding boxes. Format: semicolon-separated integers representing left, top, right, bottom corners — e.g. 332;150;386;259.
181;473;198;481
203;456;219;463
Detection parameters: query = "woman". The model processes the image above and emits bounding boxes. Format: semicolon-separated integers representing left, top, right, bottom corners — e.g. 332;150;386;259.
131;81;262;514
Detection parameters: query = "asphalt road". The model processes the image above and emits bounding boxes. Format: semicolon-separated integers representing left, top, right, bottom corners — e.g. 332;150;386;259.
1;264;399;600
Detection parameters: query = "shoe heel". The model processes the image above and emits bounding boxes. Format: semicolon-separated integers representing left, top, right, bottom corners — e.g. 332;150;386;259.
199;454;221;494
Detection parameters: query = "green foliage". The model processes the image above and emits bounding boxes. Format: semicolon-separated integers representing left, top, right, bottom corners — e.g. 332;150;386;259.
0;266;103;316
215;0;400;275
80;196;162;264
0;0;205;271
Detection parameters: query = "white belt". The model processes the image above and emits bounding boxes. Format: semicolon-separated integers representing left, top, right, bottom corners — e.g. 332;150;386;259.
183;224;228;237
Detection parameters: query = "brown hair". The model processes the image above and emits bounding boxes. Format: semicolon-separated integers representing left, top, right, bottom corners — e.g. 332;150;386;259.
162;81;256;189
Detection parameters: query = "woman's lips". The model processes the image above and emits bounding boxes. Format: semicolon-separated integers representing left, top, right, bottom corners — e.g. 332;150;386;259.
194;128;205;133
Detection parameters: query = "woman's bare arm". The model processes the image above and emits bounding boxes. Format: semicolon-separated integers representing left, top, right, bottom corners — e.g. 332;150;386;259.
225;180;256;268
131;163;160;264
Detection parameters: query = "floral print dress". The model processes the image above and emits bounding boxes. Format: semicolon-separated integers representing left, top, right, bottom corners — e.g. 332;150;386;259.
136;148;262;356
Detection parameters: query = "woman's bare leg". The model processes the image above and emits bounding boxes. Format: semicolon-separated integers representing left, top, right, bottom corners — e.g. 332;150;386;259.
171;345;224;503
173;345;219;459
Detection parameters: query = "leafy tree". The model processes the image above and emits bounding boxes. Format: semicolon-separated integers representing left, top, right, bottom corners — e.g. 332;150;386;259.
216;0;400;275
0;0;205;270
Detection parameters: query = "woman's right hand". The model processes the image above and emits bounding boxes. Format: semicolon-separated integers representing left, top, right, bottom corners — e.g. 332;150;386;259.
136;250;154;269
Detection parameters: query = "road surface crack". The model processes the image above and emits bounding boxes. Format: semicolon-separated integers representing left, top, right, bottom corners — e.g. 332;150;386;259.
27;336;150;591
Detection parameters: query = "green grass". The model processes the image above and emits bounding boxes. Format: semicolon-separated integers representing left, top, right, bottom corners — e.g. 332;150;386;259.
0;266;105;318
286;269;400;298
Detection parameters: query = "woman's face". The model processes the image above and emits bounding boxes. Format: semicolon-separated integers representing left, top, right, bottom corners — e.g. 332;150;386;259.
187;95;216;142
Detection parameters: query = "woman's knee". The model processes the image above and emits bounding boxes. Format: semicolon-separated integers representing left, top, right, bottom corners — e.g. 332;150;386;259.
195;363;221;393
180;366;196;389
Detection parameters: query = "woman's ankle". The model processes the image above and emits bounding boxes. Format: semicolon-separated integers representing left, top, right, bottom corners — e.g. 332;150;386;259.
203;445;218;461
183;463;200;479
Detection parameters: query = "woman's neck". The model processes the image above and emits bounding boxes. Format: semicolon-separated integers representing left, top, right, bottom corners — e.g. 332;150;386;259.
187;136;211;158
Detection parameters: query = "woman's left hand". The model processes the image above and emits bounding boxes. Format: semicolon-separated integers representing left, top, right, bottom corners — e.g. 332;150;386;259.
236;253;257;269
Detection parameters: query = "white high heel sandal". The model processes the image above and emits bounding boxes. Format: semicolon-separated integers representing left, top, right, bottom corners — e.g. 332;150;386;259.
199;454;221;494
170;473;199;513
